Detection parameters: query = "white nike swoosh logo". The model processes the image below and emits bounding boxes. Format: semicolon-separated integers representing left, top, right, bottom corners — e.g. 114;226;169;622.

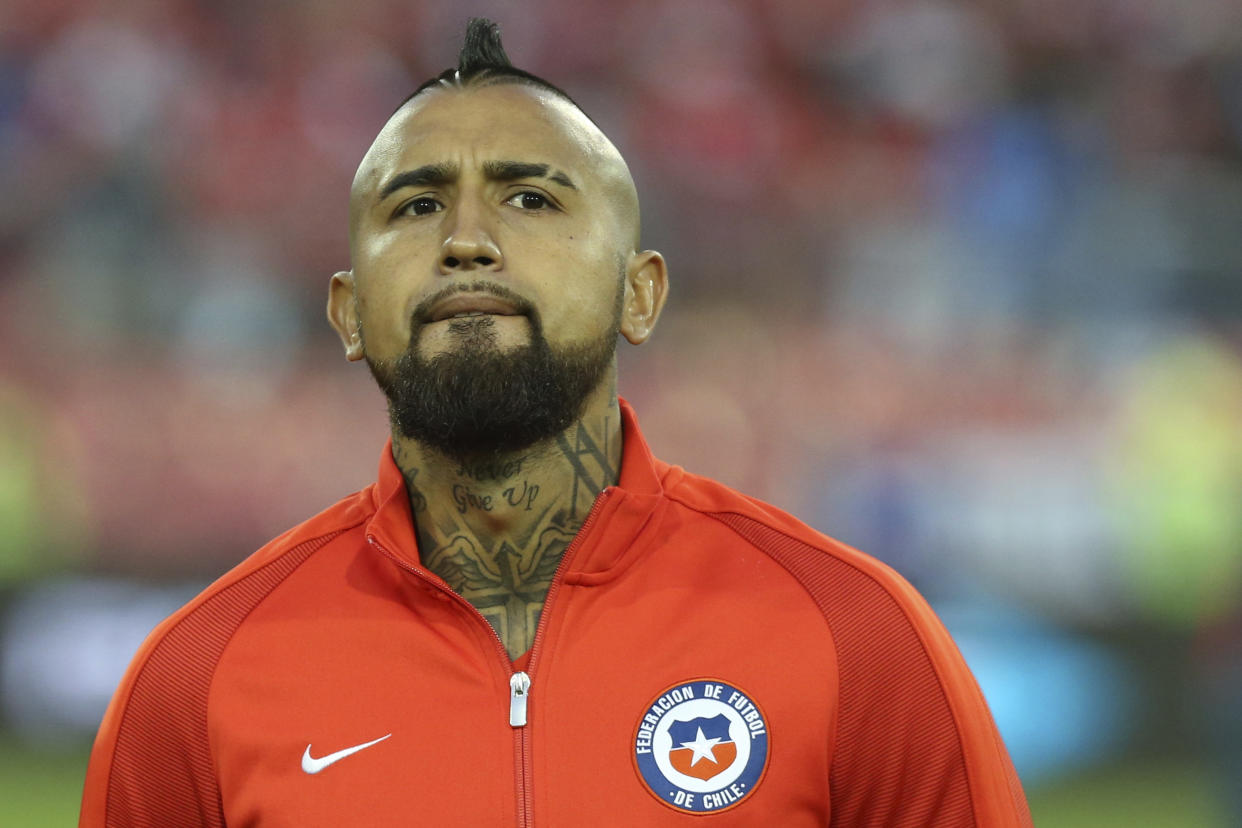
301;733;392;774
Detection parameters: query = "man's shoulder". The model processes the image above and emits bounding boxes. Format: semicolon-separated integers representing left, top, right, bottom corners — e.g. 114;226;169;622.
205;483;374;602
124;484;377;679
657;464;921;607
658;465;855;560
80;484;382;826
244;483;377;571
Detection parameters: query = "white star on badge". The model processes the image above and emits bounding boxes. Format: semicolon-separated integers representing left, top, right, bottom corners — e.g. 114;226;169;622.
680;727;723;766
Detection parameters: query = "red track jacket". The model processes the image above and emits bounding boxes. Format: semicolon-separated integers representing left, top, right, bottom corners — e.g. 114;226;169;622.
81;402;1032;826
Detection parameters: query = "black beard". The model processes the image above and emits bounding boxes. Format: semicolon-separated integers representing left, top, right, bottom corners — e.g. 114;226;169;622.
365;286;619;463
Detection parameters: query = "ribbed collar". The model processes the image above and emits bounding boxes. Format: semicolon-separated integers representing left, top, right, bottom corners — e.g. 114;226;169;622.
365;398;669;584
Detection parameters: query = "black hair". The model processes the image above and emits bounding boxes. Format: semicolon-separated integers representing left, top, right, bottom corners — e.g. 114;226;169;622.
395;18;591;121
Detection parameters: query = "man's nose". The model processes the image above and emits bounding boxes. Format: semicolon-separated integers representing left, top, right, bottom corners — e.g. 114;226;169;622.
438;203;502;273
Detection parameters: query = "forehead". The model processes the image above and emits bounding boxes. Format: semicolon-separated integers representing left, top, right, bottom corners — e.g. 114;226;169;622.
354;84;601;197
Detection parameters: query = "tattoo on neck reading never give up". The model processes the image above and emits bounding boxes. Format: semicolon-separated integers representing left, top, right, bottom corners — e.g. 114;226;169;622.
404;419;618;660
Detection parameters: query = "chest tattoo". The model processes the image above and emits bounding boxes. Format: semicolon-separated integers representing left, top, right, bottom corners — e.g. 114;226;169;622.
422;520;574;659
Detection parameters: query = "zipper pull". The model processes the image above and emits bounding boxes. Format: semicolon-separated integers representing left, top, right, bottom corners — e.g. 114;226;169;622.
509;671;531;727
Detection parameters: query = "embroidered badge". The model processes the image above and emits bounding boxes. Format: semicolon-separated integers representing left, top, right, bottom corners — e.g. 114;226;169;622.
633;679;769;814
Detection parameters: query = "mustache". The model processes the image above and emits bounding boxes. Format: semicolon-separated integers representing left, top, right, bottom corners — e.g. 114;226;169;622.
412;281;537;324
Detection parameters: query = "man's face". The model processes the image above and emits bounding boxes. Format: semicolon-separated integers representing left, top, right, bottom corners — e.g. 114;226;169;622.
333;83;649;457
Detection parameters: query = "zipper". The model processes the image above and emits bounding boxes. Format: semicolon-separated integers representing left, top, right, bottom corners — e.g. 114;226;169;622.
513;490;611;827
509;671;530;726
367;488;614;827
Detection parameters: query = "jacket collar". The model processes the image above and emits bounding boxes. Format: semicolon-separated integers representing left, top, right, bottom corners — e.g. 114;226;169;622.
365;398;669;583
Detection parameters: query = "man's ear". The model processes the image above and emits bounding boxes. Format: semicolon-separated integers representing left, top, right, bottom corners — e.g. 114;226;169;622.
620;250;668;345
327;271;365;361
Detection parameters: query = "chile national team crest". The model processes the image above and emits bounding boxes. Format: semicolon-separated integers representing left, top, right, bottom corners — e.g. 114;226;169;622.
633;679;769;814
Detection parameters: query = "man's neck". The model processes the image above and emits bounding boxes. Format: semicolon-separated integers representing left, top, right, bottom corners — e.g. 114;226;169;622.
390;388;623;661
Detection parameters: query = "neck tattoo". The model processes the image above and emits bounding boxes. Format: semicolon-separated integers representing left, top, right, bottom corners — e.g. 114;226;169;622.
393;413;620;660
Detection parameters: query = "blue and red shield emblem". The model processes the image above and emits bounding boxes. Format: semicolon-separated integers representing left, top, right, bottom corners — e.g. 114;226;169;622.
633;679;769;814
666;714;738;781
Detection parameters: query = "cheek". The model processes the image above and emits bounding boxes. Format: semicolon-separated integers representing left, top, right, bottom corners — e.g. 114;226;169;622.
539;262;624;344
354;279;415;357
354;231;438;352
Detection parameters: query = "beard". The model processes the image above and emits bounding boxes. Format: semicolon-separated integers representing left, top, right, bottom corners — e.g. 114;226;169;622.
365;280;621;462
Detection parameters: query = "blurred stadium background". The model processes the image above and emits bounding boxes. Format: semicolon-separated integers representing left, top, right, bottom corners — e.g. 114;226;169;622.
2;0;1240;824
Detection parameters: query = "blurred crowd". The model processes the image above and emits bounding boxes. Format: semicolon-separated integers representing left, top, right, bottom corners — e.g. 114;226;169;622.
1;0;1240;816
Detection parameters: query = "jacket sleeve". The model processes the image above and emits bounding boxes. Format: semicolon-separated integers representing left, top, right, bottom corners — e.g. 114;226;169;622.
825;580;1033;828
712;511;1033;827
79;610;227;828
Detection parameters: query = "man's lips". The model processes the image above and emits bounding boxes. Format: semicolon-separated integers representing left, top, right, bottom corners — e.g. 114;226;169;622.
426;294;523;323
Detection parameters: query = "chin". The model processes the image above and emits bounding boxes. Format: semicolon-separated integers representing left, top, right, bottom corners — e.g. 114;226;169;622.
417;316;529;356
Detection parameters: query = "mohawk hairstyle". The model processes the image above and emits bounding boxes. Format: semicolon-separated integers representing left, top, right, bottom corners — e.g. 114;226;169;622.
397;18;592;121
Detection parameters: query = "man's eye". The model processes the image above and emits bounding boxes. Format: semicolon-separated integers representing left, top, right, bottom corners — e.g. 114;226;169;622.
400;197;442;216
506;191;551;210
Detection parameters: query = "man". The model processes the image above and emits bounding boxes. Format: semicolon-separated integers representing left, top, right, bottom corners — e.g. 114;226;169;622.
81;19;1032;827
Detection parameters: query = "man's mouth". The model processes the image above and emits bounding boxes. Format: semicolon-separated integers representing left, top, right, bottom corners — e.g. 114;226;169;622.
426;293;524;323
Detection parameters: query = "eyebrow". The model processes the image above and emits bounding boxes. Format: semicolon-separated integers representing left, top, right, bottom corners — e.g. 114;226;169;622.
378;160;578;201
482;160;578;190
378;163;457;200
